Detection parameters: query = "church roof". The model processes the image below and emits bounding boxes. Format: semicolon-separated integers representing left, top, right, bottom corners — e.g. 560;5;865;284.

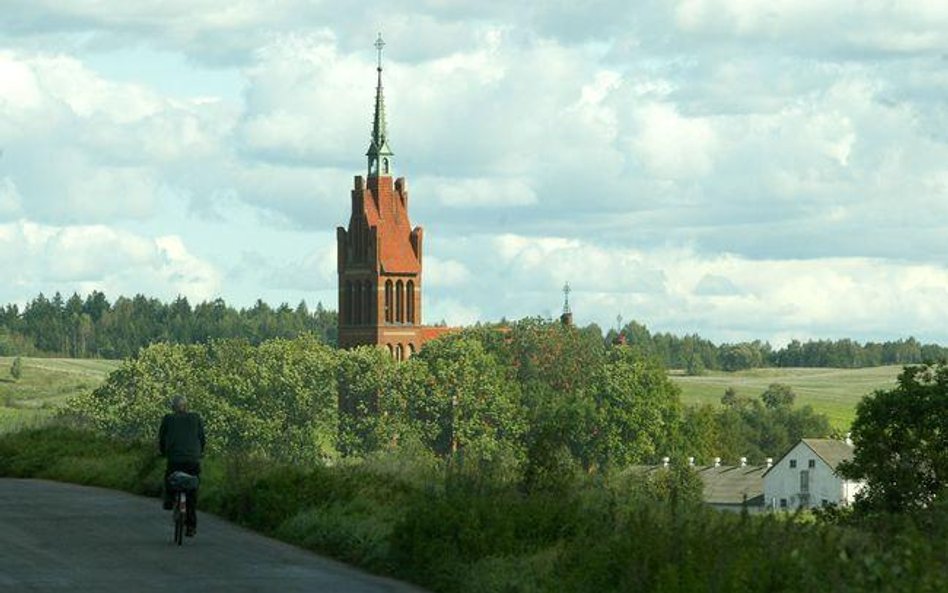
361;178;420;274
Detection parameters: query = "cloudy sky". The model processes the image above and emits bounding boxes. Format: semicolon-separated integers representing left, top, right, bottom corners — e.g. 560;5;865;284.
2;1;948;345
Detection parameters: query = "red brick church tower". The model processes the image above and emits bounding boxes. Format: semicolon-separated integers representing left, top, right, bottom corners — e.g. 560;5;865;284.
337;35;450;359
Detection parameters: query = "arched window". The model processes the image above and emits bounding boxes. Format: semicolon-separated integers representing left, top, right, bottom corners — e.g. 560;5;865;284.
387;343;394;358
384;280;393;324
382;158;389;174
362;280;375;325
395;343;403;361
395;280;404;323
342;282;352;325
406;280;415;324
353;282;362;325
408;343;416;358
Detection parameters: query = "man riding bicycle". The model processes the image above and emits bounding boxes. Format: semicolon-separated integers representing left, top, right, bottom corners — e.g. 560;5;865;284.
159;395;206;537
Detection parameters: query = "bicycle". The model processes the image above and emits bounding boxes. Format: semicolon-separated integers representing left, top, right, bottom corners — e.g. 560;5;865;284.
166;471;199;545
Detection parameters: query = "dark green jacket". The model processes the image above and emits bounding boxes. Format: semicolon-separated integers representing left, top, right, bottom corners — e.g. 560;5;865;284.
158;412;206;464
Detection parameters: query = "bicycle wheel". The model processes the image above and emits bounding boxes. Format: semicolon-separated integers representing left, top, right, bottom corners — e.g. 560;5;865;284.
173;493;184;545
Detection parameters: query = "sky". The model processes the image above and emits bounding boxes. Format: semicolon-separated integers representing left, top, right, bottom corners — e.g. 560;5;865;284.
2;1;948;346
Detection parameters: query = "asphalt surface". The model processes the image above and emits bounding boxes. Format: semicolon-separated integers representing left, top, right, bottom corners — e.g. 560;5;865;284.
0;479;429;593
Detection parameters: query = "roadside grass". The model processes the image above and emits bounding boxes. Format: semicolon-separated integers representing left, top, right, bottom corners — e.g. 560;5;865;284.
670;366;902;429
0;357;120;433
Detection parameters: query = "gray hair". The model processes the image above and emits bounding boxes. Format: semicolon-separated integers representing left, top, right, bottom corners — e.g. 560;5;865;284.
171;395;188;413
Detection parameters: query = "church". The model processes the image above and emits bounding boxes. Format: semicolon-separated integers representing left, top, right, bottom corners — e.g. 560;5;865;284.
336;35;451;359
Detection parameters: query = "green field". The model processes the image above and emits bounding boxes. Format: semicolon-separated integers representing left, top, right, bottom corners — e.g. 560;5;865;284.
670;366;903;429
0;357;121;432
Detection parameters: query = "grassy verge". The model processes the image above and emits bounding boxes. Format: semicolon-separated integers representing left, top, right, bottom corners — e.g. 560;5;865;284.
2;425;947;593
671;366;902;429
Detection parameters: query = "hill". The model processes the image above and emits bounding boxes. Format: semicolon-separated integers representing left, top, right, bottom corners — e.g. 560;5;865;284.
670;366;902;429
0;357;120;433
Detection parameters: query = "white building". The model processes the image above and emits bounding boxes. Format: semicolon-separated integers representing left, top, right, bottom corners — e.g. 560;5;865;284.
763;438;865;510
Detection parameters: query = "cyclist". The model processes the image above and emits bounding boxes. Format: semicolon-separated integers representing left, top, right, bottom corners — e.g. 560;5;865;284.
159;395;206;537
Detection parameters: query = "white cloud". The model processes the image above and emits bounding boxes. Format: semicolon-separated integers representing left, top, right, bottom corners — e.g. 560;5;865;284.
673;0;948;53
464;234;948;344
0;178;23;219
424;177;537;208
0;52;237;225
630;102;717;179
0;221;221;303
425;256;471;287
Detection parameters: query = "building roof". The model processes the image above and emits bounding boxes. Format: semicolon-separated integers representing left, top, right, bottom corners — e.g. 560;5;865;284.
697;465;766;505
801;438;855;470
360;177;421;274
625;464;766;506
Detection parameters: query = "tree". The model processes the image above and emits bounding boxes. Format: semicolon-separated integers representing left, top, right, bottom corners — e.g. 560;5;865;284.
840;363;948;512
591;346;682;468
336;345;401;456
414;335;524;469
761;383;796;409
10;356;22;381
719;343;763;372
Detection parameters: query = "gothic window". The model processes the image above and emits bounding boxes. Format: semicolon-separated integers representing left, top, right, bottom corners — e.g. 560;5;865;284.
353;282;362;324
395;343;403;361
387;343;394;358
395;280;404;323
382;158;389;174
384;280;393;323
408;343;416;358
362;280;372;324
346;281;355;325
406;280;415;324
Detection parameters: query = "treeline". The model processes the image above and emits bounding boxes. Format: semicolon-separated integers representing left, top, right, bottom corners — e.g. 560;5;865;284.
609;320;948;373
67;319;829;471
0;291;337;359
3;289;943;371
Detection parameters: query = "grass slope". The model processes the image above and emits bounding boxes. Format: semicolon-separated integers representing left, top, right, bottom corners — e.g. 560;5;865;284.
0;357;120;433
670;366;902;429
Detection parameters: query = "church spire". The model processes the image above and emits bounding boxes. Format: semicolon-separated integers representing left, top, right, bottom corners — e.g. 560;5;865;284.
560;282;574;326
367;33;394;177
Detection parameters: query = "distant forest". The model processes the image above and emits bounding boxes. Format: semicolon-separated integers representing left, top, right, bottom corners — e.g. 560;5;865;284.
1;291;946;368
608;320;948;373
0;292;336;359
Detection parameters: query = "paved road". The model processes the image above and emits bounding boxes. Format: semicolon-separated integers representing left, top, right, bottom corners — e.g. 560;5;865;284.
0;479;428;593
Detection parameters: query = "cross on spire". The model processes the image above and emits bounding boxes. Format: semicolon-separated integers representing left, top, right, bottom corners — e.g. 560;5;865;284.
562;282;572;315
374;33;385;71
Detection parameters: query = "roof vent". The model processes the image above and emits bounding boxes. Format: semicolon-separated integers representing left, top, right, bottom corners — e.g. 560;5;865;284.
713;457;721;468
662;456;670;468
766;457;774;469
740;456;747;467
687;456;695;467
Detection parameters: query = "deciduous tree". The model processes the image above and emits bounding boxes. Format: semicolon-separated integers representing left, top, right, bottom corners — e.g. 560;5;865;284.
840;363;948;512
